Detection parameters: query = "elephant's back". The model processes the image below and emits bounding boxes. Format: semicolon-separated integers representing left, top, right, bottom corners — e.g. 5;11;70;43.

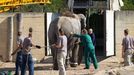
58;16;81;37
48;16;81;44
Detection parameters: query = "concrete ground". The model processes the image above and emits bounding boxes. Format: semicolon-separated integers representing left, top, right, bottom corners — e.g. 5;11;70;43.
0;56;134;75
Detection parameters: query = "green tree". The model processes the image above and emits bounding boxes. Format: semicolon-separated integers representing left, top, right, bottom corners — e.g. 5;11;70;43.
45;0;67;12
121;0;134;10
8;0;66;12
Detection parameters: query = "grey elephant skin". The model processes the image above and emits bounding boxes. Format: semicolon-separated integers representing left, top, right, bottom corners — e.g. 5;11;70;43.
48;14;86;70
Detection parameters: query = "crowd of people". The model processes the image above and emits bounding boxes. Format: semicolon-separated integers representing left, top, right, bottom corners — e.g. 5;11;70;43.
11;27;134;75
11;28;41;75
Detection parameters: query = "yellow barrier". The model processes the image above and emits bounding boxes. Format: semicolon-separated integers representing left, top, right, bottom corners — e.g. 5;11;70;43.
0;0;51;6
0;0;51;13
4;7;10;11
0;6;11;13
0;0;11;4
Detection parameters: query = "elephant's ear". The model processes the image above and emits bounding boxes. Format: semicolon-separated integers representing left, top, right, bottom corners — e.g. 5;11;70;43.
77;14;86;29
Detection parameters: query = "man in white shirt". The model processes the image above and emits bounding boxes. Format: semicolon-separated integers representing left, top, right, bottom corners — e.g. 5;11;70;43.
52;29;67;75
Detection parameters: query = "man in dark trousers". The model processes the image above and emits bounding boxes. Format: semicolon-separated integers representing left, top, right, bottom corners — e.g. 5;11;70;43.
11;31;24;75
21;32;41;75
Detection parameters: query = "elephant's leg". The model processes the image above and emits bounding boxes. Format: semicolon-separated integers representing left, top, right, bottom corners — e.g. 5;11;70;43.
78;45;84;65
66;44;73;68
66;37;75;68
51;47;58;70
66;50;70;68
70;42;79;67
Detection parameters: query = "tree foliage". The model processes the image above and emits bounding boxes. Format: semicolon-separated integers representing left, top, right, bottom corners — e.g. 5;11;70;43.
45;0;66;12
2;0;134;12
121;0;134;10
7;0;65;12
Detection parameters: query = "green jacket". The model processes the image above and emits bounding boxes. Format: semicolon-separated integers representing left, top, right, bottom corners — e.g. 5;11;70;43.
73;34;94;50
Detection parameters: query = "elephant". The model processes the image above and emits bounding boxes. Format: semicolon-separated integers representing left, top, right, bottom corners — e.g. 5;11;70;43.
48;11;86;70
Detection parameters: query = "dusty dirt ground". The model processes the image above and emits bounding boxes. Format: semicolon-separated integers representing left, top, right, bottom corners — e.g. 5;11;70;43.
0;56;134;75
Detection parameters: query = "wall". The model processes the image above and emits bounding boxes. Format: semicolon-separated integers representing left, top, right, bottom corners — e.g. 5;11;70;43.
0;17;9;61
1;11;134;62
0;13;46;61
0;14;16;61
115;11;134;60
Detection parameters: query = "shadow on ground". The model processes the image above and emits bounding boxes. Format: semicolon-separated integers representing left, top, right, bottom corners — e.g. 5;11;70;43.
0;56;54;72
0;64;53;72
0;55;111;72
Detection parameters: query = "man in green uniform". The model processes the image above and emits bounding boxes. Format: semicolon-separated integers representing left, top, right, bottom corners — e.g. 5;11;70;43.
71;29;98;69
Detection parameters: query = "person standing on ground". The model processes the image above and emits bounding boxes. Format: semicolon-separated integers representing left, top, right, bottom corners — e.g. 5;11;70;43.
88;28;96;47
71;29;98;70
11;31;24;75
88;28;96;65
21;32;41;75
122;29;134;66
52;29;67;75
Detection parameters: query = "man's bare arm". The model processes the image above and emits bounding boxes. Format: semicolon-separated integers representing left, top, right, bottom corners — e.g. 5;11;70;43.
52;44;63;49
11;45;22;55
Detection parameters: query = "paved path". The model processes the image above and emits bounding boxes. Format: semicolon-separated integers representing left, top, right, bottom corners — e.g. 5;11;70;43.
0;56;134;75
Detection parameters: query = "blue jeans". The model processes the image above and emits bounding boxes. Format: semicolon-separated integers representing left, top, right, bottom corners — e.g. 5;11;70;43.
15;51;22;75
21;54;34;75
